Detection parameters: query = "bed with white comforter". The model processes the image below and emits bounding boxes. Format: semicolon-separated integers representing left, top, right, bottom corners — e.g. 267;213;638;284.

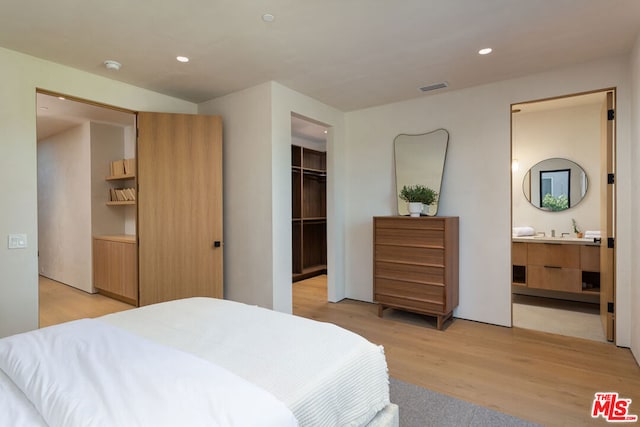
0;297;398;427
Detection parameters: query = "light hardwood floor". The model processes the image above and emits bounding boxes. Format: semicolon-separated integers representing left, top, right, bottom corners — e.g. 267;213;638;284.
293;276;639;426
40;274;639;426
39;276;134;327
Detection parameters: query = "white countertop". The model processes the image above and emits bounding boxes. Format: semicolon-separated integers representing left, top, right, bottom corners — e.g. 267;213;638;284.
512;235;600;245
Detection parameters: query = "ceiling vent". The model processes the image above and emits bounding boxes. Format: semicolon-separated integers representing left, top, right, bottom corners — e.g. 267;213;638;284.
419;82;448;92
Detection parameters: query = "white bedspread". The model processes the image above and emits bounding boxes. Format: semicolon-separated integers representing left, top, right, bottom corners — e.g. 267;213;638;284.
0;369;47;427
0;318;298;427
100;297;390;427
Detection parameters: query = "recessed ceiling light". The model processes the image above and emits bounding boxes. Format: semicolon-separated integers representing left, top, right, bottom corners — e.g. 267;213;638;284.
324;130;328;134
478;48;493;55
39;106;49;110
176;56;189;63
57;96;65;100
262;13;275;22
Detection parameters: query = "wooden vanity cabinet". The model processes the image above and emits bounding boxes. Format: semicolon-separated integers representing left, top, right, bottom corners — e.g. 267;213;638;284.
512;241;600;295
527;243;581;292
373;216;459;330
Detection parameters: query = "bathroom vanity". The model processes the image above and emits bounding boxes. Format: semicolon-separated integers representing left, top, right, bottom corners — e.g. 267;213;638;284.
512;237;600;296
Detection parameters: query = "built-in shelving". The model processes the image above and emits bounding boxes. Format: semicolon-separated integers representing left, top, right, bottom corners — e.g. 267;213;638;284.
106;158;136;206
292;145;327;281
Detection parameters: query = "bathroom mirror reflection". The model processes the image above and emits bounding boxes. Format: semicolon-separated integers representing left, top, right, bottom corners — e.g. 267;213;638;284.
394;129;449;216
522;158;588;211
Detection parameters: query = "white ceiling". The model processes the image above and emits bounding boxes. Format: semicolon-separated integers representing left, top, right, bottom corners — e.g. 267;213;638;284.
3;1;640;113
36;93;135;141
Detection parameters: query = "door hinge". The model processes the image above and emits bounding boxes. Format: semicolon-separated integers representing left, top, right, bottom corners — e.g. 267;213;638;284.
608;302;614;313
607;173;614;184
608;237;615;249
608;109;615;120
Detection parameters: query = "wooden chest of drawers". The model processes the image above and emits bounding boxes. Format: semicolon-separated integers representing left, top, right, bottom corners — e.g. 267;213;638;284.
373;216;459;329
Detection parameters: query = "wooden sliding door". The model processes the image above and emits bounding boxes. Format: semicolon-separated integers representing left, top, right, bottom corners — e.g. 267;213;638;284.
137;112;223;305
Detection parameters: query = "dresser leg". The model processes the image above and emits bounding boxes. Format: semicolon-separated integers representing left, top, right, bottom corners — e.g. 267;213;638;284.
378;304;384;317
436;312;454;330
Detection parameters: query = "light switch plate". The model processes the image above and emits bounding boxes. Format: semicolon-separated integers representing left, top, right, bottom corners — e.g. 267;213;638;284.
8;234;27;249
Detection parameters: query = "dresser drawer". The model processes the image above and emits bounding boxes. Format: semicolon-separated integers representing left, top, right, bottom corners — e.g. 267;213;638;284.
512;242;527;266
375;245;444;266
375;217;446;231
580;245;600;272
528;265;581;292
375;228;444;247
527;243;579;268
375;294;445;315
375;278;444;305
375;260;444;285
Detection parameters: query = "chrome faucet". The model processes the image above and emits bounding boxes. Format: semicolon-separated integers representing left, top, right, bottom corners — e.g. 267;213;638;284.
561;232;570;238
536;232;546;237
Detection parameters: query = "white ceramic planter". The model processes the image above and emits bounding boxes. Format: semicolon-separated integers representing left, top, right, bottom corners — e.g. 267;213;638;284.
408;202;423;217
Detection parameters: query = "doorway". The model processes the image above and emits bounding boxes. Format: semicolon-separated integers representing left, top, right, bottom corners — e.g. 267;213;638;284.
510;89;616;343
290;113;329;300
36;91;137;323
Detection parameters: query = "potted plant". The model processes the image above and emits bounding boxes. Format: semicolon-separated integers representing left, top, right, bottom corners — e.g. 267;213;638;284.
572;218;584;238
399;185;438;217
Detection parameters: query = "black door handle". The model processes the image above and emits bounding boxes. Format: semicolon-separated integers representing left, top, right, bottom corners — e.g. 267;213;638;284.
213;241;221;248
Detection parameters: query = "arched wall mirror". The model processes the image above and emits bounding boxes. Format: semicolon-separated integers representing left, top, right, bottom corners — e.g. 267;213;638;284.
394;129;449;216
522;157;588;211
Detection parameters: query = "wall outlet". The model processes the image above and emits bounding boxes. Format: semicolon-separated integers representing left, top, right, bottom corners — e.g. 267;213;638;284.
8;234;27;249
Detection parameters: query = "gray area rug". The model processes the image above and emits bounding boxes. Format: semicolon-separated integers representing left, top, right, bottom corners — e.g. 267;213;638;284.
390;378;541;427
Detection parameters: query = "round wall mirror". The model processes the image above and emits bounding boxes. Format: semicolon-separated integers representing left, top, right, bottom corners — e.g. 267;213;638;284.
522;158;588;212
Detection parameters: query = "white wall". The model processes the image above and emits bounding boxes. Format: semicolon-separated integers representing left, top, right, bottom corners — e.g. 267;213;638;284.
630;35;640;362
512;103;602;234
198;83;275;308
123;125;137;235
0;46;196;337
198;81;346;313
344;57;633;346
37;123;93;292
90;122;128;239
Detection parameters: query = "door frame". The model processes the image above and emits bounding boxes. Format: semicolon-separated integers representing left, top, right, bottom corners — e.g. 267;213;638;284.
35;88;137;304
509;88;617;341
